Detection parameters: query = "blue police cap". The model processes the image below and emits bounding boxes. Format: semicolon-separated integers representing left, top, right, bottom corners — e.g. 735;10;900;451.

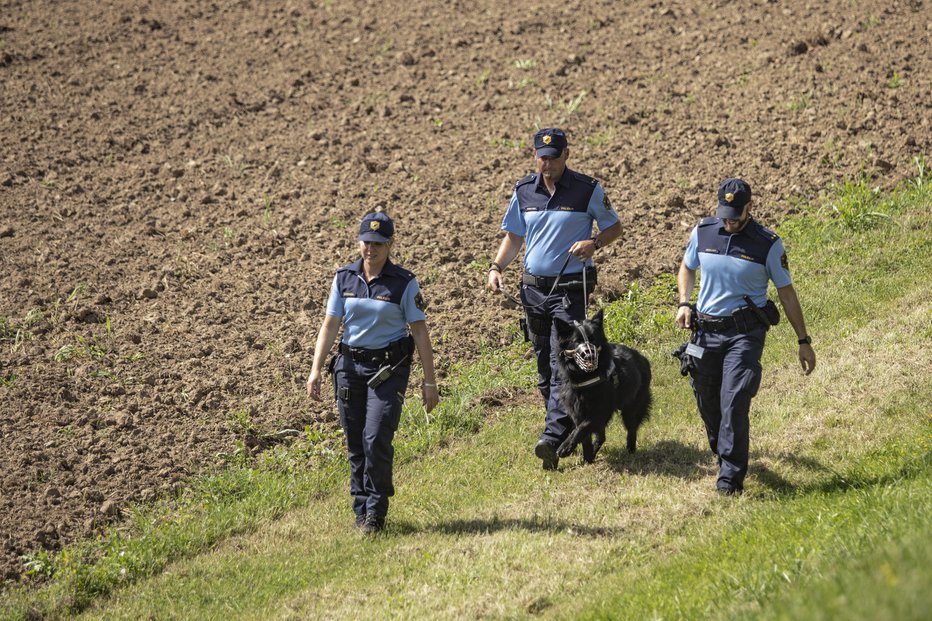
716;178;752;219
534;128;568;158
358;211;394;242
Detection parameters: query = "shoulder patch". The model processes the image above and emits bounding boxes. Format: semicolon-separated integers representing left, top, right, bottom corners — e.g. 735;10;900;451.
780;253;789;270
414;292;427;311
515;173;536;188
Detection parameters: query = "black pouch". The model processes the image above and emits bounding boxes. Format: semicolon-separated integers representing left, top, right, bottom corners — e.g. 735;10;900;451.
519;317;531;343
763;299;781;326
672;343;691;376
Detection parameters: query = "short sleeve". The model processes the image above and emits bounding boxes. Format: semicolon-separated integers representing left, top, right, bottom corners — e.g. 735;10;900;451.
683;227;700;270
325;275;344;317
501;191;526;237
766;238;792;288
400;279;427;323
587;183;620;231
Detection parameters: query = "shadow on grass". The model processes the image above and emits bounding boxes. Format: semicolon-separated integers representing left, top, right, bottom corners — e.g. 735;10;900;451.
597;439;713;481
391;516;623;538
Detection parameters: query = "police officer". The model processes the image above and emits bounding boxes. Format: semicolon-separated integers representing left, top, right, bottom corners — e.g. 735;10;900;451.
676;178;816;495
307;211;439;533
487;128;622;470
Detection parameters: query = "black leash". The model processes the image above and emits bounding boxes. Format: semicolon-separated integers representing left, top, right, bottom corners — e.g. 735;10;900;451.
497;253;574;312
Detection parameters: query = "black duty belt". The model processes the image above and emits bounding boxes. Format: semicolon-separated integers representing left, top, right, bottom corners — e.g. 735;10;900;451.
339;336;412;364
696;314;737;333
523;267;597;291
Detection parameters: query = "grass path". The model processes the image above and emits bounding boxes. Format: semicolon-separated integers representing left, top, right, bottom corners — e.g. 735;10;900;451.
77;202;931;619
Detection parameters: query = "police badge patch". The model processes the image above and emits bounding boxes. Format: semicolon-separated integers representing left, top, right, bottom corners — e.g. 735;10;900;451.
780;253;789;270
415;292;427;311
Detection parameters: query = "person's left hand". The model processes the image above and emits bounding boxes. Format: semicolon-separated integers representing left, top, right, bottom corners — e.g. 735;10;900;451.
421;382;439;413
799;344;816;375
568;239;597;261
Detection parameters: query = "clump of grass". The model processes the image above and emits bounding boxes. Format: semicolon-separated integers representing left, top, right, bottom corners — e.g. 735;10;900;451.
601;273;679;348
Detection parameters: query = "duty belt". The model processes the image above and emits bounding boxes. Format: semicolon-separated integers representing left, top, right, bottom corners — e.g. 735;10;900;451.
339;336;412;364
522;267;597;291
695;314;737;333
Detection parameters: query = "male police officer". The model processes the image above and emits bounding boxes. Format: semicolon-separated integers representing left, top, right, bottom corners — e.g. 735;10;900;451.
676;178;816;495
487;128;622;470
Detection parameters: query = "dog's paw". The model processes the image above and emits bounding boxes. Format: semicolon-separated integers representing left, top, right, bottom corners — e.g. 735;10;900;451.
556;443;575;458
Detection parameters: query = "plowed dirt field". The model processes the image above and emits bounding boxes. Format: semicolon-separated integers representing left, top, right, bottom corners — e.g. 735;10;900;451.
1;0;929;584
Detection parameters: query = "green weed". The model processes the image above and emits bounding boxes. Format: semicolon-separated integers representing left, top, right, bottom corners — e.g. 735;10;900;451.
787;93;811;111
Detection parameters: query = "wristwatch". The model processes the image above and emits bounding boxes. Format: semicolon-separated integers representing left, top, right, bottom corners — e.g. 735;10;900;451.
798;335;812;345
489;262;503;273
591;236;603;250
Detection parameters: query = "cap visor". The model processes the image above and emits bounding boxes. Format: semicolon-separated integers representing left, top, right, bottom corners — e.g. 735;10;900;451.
535;147;562;158
716;204;744;219
359;232;391;242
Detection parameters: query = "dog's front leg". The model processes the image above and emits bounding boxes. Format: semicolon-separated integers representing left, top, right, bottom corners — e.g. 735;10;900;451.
581;435;595;463
557;421;590;458
591;429;606;457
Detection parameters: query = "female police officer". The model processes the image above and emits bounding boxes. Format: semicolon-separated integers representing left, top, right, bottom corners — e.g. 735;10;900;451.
307;211;439;534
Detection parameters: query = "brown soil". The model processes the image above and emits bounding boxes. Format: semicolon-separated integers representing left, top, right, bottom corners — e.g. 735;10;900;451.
0;0;929;585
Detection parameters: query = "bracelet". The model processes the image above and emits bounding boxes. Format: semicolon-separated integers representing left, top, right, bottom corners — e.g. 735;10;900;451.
677;302;692;308
591;236;603;250
422;382;437;388
489;262;503;273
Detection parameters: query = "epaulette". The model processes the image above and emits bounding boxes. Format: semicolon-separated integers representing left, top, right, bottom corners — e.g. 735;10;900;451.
337;260;363;274
753;220;780;241
383;262;416;282
515;173;536;188
570;170;598;186
698;216;719;227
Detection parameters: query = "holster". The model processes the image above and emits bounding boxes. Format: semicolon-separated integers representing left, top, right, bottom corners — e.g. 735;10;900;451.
524;313;552;348
735;296;780;331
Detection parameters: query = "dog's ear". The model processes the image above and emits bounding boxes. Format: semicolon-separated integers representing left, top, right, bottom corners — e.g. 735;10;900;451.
590;308;605;328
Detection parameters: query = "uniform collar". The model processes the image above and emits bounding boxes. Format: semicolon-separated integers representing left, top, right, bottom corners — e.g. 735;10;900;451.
535;166;574;192
718;216;758;237
347;258;400;278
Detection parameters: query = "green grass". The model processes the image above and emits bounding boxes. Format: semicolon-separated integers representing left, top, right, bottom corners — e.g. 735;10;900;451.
2;167;930;620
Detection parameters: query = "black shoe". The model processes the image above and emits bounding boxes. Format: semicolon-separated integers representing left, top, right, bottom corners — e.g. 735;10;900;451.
354;514;366;529
361;513;385;534
535;440;559;471
716;486;743;497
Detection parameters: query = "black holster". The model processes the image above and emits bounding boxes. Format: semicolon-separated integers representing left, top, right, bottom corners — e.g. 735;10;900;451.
735;296;780;331
524;314;552;348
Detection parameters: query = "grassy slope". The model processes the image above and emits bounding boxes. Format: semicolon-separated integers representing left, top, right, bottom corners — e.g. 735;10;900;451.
3;173;930;620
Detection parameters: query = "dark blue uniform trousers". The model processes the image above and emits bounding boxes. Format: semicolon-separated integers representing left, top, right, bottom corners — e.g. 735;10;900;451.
334;354;410;520
521;284;587;447
689;325;766;491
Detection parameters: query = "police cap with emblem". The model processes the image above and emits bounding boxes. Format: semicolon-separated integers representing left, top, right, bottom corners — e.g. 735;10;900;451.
716;178;752;219
358;211;395;243
534;127;568;158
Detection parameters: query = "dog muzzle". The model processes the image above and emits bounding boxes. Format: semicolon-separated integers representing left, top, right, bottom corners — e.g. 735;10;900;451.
570;342;600;373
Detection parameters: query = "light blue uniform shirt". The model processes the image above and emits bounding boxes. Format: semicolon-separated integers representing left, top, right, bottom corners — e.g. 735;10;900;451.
326;260;426;349
502;169;619;276
684;218;792;316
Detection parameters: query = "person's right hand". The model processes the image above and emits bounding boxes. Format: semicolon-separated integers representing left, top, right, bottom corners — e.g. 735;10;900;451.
675;305;692;330
306;369;322;400
487;269;504;292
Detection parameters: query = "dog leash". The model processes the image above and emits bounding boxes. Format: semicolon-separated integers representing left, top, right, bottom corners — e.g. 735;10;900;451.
497;253;574;312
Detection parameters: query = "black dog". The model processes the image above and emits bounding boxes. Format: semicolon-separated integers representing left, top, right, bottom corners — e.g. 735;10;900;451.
553;309;652;462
